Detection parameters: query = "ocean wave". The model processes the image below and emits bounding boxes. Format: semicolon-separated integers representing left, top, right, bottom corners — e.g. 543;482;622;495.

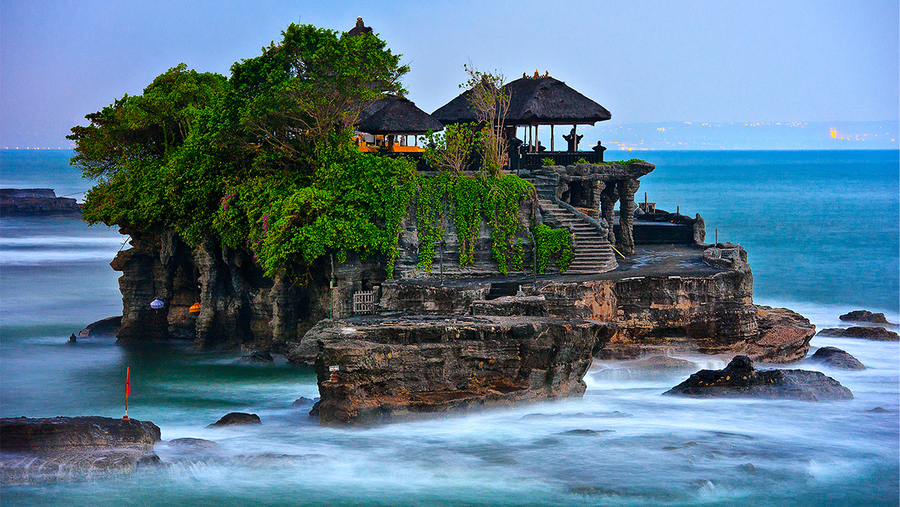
0;236;125;248
0;249;117;265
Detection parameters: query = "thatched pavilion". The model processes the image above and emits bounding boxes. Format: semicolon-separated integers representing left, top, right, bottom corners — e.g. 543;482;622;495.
432;72;611;167
357;96;443;153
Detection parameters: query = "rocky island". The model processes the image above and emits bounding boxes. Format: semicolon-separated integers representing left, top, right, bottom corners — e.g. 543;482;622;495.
0;188;81;215
68;19;819;425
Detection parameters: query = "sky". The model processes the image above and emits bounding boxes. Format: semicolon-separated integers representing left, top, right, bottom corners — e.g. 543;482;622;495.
1;0;898;149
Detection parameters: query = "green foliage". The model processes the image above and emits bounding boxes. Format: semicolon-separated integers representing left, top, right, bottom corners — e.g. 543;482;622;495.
483;175;532;274
607;158;647;165
415;173;533;274
72;23;413;280
575;157;589;164
414;172;452;271
72;23;536;282
69;64;228;182
541;157;556;166
422;123;477;175
533;224;573;274
233;23;408;165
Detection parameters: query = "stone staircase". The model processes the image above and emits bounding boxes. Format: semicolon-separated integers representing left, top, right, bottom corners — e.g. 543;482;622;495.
529;171;617;275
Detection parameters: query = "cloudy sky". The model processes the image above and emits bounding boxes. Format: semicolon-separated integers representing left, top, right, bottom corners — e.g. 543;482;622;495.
1;0;897;148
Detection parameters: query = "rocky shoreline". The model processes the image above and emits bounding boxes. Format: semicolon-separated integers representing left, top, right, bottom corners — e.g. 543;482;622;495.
0;188;81;216
0;417;161;484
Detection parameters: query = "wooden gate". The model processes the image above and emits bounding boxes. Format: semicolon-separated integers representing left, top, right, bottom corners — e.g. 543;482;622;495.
353;290;376;315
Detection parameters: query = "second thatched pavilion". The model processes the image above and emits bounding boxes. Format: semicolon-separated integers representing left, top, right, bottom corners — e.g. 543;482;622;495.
432;71;612;168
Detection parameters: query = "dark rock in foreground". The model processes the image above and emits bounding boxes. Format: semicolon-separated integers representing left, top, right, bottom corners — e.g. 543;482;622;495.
809;346;866;370
839;310;891;324
817;326;898;341
208;412;261;427
0;416;161;483
0;416;160;451
664;355;853;401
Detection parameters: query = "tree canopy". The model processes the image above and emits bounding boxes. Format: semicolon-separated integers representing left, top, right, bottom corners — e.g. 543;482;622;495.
70;23;546;280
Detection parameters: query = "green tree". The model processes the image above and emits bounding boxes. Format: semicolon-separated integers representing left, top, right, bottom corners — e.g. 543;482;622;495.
462;64;509;178
68;64;228;182
423;123;478;175
234;23;409;165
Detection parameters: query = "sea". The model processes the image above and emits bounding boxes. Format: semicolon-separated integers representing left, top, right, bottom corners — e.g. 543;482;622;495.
1;149;898;506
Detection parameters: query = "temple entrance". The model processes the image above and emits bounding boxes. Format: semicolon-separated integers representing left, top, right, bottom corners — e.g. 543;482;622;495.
561;179;594;209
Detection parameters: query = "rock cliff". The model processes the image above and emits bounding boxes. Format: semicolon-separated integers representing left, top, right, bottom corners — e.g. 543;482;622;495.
304;315;613;425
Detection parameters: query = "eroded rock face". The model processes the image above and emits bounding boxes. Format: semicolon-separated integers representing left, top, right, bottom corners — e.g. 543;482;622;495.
663;355;853;401
535;269;757;359
307;315;614;425
0;416;161;484
739;306;815;363
111;228;333;349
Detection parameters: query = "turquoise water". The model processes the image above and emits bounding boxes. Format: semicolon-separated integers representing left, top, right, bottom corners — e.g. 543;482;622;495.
1;150;898;506
636;150;899;313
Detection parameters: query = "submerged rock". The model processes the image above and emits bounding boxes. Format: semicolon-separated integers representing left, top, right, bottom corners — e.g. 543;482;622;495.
77;316;122;338
236;351;274;364
817;327;898;341
207;412;261;427
839;310;891;325
809;346;866;370
0;416;161;484
663;355;853;401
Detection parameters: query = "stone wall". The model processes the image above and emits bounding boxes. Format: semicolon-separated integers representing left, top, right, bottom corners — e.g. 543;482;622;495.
112;227;333;350
108;188;537;347
393;193;536;279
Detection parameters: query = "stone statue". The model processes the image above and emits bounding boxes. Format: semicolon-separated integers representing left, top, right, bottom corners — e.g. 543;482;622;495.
693;213;706;244
563;127;583;152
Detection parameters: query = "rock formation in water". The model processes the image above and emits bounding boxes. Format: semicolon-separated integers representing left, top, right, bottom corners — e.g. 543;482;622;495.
100;161;822;424
817;326;899;341
0;416;161;483
809;346;866;370
304;315;612;425
663;355;853;401
208;412;262;427
839;310;891;325
0;188;81;215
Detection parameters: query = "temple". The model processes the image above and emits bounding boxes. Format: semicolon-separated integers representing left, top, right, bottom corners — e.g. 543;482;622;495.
352;57;662;274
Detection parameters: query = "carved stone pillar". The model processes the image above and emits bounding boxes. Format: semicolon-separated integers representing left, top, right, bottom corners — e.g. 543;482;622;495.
617;178;640;255
599;184;618;245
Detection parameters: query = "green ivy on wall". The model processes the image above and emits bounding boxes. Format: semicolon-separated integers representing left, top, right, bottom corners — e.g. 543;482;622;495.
415;173;534;275
533;223;573;274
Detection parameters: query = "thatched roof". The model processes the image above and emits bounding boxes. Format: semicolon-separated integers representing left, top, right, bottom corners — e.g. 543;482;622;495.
358;97;444;135
431;88;480;125
348;17;373;37
431;75;611;126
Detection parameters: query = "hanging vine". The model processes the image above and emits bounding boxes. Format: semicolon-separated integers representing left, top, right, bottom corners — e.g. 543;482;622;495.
533;223;573;274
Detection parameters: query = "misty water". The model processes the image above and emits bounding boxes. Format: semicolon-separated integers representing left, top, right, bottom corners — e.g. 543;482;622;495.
1;150;898;506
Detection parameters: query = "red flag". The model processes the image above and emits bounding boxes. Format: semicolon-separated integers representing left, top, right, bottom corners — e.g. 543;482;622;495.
125;367;131;398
